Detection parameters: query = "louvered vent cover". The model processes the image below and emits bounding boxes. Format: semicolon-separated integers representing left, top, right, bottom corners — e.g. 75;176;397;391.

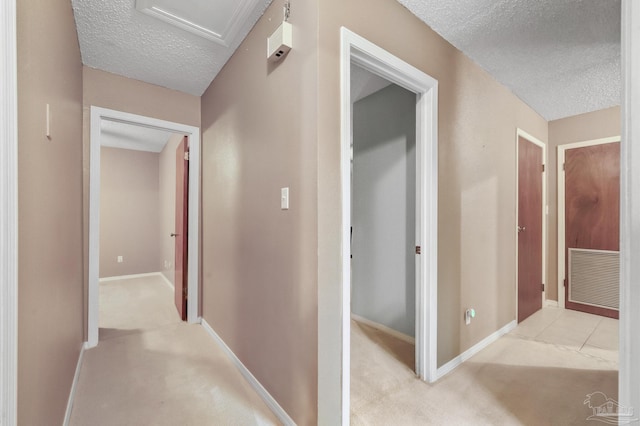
569;249;619;310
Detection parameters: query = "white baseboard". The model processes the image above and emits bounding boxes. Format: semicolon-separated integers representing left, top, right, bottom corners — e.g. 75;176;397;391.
200;319;295;426
351;313;415;344
435;320;517;381
158;272;174;291
63;342;88;426
544;299;559;308
99;272;167;284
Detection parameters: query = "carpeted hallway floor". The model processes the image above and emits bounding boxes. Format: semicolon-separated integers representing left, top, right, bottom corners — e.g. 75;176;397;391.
351;308;619;425
68;275;278;426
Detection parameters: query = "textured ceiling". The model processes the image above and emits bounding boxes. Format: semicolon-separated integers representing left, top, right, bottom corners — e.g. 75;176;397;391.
397;0;621;120
72;0;620;120
72;0;272;96
101;120;174;153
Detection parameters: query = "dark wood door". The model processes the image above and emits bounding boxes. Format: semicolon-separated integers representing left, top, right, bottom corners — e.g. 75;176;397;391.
174;137;189;320
565;142;619;318
518;136;543;323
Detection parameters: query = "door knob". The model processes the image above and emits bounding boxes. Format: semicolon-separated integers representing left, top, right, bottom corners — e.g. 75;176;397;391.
517;226;526;233
170;233;180;237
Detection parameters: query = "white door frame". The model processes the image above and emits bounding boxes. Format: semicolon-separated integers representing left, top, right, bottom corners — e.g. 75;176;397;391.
88;106;201;348
556;136;621;309
515;129;547;320
620;0;640;414
0;0;18;424
339;27;438;423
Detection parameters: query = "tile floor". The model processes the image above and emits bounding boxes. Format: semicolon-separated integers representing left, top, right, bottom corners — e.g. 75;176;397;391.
510;306;618;363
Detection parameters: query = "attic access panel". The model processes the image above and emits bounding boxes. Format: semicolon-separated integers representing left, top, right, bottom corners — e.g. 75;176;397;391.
136;0;262;47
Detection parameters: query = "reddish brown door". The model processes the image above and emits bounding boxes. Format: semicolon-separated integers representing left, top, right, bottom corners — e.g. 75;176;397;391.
518;136;543;323
565;142;619;319
174;137;189;320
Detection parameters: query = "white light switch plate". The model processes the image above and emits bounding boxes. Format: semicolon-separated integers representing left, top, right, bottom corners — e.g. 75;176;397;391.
281;187;289;210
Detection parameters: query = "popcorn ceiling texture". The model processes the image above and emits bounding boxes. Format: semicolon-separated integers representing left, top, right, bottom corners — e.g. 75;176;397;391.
71;0;272;96
396;0;621;120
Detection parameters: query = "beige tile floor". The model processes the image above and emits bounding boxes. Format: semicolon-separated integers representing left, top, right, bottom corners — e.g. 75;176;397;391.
69;275;279;426
351;307;618;425
511;306;619;363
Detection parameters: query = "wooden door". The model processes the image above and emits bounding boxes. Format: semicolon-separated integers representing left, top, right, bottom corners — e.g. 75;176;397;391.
174;137;189;320
564;142;619;318
518;136;543;323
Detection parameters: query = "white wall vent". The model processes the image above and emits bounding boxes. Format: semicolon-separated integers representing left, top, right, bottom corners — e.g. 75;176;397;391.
568;248;619;310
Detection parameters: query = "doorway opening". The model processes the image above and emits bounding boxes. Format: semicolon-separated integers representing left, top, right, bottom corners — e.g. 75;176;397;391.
339;28;439;422
349;65;419;416
88;107;201;348
516;129;547;323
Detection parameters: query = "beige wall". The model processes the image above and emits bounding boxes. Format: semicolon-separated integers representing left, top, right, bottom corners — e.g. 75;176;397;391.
546;106;621;301
100;147;161;278
82;67;201;335
317;0;548;394
82;67;201;127
16;0;84;424
200;1;319;423
159;134;183;285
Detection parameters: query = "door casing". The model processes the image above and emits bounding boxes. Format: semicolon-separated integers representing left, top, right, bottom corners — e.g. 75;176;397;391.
556;136;621;310
515;129;547;321
88;107;201;348
332;28;439;425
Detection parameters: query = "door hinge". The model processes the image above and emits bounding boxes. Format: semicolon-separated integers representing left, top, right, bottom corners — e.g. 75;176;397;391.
184;151;190;161
562;162;565;171
541;283;545;292
415;246;421;255
183;287;188;299
542;164;545;172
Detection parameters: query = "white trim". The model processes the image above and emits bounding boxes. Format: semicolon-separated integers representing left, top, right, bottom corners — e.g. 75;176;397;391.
338;27;439;424
515;129;547;321
158;272;174;291
0;0;18;423
88;107;201;348
556;136;620;309
620;0;639;415
99;271;174;291
98;272;169;283
62;344;87;426
351;314;415;344
200;320;295;426
435;320;516;380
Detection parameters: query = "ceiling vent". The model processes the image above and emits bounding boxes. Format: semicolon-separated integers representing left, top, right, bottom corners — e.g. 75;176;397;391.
135;0;262;47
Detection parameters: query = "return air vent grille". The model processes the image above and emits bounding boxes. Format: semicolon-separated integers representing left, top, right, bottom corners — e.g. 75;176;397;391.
568;248;619;310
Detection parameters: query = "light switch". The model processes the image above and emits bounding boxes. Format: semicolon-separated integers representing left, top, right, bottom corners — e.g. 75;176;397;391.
281;187;289;210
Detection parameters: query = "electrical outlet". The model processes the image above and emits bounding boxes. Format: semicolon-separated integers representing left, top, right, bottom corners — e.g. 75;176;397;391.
117;256;123;263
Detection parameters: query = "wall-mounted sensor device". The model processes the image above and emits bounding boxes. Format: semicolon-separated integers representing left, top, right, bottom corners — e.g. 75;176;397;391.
268;21;292;62
464;308;476;325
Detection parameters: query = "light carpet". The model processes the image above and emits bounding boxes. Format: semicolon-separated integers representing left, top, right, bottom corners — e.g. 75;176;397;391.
69;275;279;426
